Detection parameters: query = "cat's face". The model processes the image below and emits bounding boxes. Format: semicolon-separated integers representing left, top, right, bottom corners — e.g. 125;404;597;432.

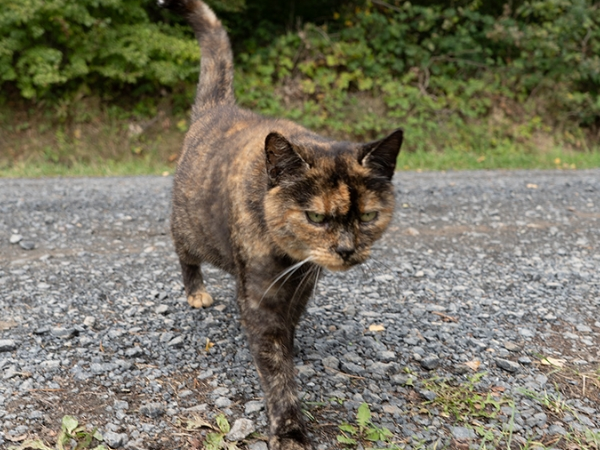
263;130;402;271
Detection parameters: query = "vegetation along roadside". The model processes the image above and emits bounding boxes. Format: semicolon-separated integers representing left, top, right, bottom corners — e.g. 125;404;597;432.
1;0;599;177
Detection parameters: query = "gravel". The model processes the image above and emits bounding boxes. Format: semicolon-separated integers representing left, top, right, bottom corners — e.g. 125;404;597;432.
1;170;599;449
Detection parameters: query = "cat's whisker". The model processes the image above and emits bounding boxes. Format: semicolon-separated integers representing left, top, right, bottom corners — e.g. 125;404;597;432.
311;267;321;301
287;265;317;321
260;256;313;305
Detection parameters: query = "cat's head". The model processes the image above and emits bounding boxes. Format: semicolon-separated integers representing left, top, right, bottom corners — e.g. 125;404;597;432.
263;129;403;271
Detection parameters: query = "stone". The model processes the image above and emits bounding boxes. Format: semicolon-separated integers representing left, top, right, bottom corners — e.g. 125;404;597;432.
495;358;520;373
0;340;17;352
503;342;522;352
451;426;476;440
419;390;437;401
103;431;128;448
9;234;22;244
248;442;268;450
321;356;339;369
155;304;169;315
140;403;165;418
420;355;440;370
296;364;316;378
245;401;264;415
226;418;256;441
215;397;232;408
19;240;35;250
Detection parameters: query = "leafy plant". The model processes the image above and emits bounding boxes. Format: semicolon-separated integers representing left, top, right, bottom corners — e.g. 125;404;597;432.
337;403;399;449
204;414;241;450
8;415;106;450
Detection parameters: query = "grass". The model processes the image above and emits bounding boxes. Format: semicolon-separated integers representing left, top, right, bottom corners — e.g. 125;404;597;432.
2;99;600;179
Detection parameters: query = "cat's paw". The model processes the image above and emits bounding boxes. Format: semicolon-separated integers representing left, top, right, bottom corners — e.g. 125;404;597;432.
269;436;312;450
187;291;214;308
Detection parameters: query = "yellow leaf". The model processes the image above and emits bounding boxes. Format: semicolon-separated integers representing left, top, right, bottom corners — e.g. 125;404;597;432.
477;156;485;163
541;357;565;368
205;338;214;352
464;360;481;371
554;158;561;165
368;324;385;332
526;183;538;189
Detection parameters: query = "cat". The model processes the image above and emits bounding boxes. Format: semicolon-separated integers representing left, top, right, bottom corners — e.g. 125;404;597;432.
162;1;403;448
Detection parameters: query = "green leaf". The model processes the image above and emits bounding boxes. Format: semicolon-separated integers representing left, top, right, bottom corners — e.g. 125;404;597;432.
357;403;371;428
62;415;79;434
216;414;230;433
336;434;357;445
338;423;357;434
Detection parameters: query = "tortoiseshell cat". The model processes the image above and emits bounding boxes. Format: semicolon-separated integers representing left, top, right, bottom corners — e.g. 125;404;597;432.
163;1;403;448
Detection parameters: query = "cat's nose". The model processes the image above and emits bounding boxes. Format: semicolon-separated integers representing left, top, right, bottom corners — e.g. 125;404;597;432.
335;245;355;260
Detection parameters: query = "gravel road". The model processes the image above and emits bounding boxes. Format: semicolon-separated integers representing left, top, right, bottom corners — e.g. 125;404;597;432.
1;170;599;450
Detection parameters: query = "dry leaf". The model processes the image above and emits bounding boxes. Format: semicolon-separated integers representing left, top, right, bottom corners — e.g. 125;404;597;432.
464;360;481;371
541;357;566;368
491;386;506;392
205;337;214;352
526;183;538;189
0;320;18;331
368;324;385;332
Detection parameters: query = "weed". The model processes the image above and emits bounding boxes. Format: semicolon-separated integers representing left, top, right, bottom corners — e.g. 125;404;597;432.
7;415;106;450
423;372;513;423
337;402;400;449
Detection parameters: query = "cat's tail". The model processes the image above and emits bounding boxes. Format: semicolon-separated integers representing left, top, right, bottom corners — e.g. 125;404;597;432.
159;0;235;119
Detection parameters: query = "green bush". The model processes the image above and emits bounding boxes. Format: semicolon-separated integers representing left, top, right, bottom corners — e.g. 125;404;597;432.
0;0;199;100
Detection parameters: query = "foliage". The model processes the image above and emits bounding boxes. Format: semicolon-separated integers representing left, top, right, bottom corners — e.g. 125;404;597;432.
422;372;513;422
0;0;199;100
337;403;400;449
8;415;106;450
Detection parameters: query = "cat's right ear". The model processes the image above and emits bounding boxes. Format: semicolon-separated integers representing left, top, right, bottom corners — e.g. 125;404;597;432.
265;132;309;186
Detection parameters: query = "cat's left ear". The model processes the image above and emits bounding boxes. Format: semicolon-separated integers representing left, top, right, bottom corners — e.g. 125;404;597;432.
359;128;403;179
265;132;309;186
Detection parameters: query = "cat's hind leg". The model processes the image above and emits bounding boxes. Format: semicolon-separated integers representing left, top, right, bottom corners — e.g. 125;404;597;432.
179;260;214;308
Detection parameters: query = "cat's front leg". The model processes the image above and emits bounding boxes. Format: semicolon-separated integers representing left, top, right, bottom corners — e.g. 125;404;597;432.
239;290;313;450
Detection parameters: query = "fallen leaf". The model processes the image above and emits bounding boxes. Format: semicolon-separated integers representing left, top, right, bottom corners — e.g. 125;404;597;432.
0;320;18;331
541;357;566;368
368;324;385;332
477;156;485;163
168;153;179;162
183;415;215;431
526;183;538;189
464;360;481;371
491;386;506;392
205;338;214;352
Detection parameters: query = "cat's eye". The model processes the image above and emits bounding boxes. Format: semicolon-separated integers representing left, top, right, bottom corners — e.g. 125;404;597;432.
360;211;378;222
306;212;326;224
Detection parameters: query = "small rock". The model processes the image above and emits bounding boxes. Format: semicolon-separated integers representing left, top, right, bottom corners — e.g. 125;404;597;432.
125;347;143;357
495;358;520;373
245;401;264;415
296;364;316;378
576;324;592;333
19;240;35;250
167;336;184;347
140;403;165;418
548;424;567;436
503;342;522;352
226;418;256;441
419;389;437;401
51;327;76;338
198;369;214;380
215;397;232;408
518;356;532;365
83;316;96;328
114;400;129;410
9;234;22;244
420;355;440;370
155;304;169;315
103;431;128;448
451;426;476;440
0;340;17;352
248;442;268;450
518;328;536;338
390;374;411;386
321;356;339;369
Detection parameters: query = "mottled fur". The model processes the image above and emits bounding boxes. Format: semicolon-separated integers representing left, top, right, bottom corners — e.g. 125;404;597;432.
163;1;403;448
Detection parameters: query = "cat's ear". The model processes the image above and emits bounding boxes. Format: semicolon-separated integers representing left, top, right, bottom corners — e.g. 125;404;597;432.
359;128;403;179
265;132;309;185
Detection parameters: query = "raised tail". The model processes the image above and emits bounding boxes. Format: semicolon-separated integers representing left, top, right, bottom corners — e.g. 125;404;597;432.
160;0;235;119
